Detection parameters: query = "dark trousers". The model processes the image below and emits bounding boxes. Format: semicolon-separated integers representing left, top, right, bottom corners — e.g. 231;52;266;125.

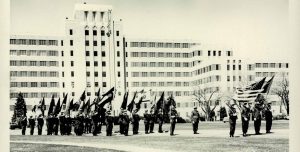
170;122;176;135
229;121;236;136
242;118;249;134
30;126;34;135
123;124;129;136
47;124;53;135
106;124;113;136
149;122;154;132
53;124;58;135
99;123;102;133
119;123;124;134
145;122;149;133
60;124;65;135
132;123;139;134
21;126;26;135
38;125;43;135
266;119;272;132
192;121;199;133
254;119;261;134
158;122;163;133
92;122;98;136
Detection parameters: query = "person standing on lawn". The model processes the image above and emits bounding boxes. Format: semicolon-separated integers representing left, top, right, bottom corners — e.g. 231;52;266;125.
264;103;273;133
28;115;35;135
37;114;44;135
105;110;114;136
191;106;200;134
229;103;238;137
132;109;140;135
157;108;164;133
241;102;250;137
20;114;27;135
149;109;156;133
169;105;178;136
144;110;150;134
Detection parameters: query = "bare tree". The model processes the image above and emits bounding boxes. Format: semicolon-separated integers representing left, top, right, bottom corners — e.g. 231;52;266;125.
192;86;222;121
274;75;289;115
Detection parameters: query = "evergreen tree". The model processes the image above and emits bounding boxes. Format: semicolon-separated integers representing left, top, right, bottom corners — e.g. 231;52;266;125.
11;92;27;124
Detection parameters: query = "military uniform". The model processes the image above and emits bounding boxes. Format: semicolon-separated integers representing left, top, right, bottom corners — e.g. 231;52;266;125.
74;115;84;136
84;115;91;134
105;111;114;136
99;107;106;134
253;103;262;135
118;111;124;134
46;115;53;135
229;105;237;137
28;116;35;135
191;107;200;134
241;103;250;136
157;109;164;133
122;111;130;136
59;113;66;135
37;115;44;135
149;111;156;133
169;107;178;136
53;115;59;135
65;115;72;135
144;110;150;134
264;104;273;133
91;113;99;136
132;110;140;135
20;116;27;135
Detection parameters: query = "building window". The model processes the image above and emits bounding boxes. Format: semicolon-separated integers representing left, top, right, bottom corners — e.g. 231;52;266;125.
117;41;120;47
94;61;98;67
71;61;74;67
93;41;97;46
86;51;90;56
117;61;120;67
70;50;73;56
118;71;121;77
101;51;105;57
69;29;73;35
70;40;73;46
116;31;119;36
102;72;106;77
238;65;241;70
103;82;107;87
61;40;63;46
93;51;98;56
71;71;74;77
93;30;97;35
213;51;216;56
117;51;120;57
218;51;221;56
61;51;64;57
94;72;98;77
85;30;89;35
86;61;90;66
233;65;236;70
86;71;90;77
102;61;106;67
101;41;105;46
85;40;89;46
227;65;230;70
95;82;99;87
208;51;211;56
101;30;105;36
227;76;230;81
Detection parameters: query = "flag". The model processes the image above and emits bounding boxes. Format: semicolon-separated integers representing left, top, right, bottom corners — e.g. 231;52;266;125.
54;98;61;115
60;93;68;111
233;77;269;101
80;90;86;102
96;88;101;97
127;91;137;112
48;96;55;116
121;92;129;109
83;98;90;115
261;76;274;94
102;87;115;97
32;105;36;112
78;99;85;113
65;98;72;116
40;97;46;116
155;92;164;114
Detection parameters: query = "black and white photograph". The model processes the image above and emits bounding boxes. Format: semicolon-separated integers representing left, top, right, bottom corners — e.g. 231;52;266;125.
1;0;300;151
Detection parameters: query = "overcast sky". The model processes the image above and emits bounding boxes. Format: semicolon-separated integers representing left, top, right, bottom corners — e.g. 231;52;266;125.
11;0;289;60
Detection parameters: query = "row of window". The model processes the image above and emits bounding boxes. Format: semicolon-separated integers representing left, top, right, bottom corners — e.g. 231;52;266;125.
194;87;220;94
10;92;59;98
85;71;121;78
10;60;59;67
130;52;191;58
10;82;59;88
85;61;121;67
191;75;221;86
227;75;242;82
131;81;190;87
130;62;191;68
84;40;120;47
255;63;289;69
79;29;120;37
256;72;277;77
130;42;191;48
10;71;59;77
10;50;58;56
227;64;242;71
10;39;58;46
193;64;221;76
131;72;191;77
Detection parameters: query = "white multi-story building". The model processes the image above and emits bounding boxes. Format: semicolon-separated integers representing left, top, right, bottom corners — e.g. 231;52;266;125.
9;35;63;116
9;3;289;119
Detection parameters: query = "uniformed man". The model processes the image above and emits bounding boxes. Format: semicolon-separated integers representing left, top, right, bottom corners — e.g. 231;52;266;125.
28;115;35;135
157;109;164;133
241;102;250;137
20;115;27;135
91;111;99;136
253;102;263;135
99;107;106;134
229;103;238;137
37;114;44;135
118;109;124;134
84;114;91;134
59;112;66;135
105;110;114;136
65;114;72;135
132;109;140;135
144;110;150;134
122;110;130;136
74;114;84;136
264;103;273;133
169;106;178;136
149;109;156;133
53;114;59;135
191;107;200;134
46;114;53;135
